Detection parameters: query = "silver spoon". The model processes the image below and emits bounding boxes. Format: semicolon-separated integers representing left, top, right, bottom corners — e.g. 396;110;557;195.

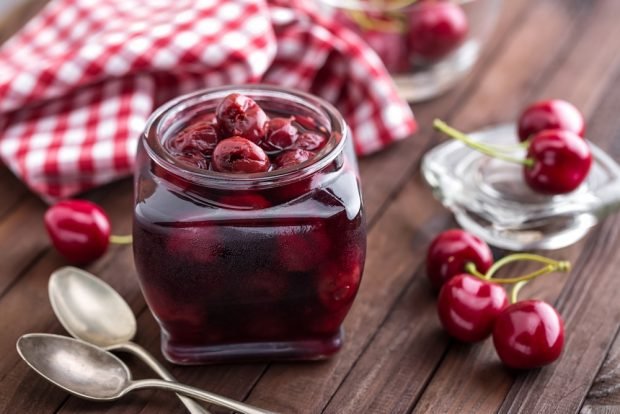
17;334;274;414
48;266;256;414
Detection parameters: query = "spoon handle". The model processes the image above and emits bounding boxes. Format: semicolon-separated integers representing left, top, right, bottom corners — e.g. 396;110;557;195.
116;342;209;414
128;378;277;414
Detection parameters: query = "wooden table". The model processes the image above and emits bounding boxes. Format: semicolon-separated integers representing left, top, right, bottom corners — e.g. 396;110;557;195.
2;0;620;413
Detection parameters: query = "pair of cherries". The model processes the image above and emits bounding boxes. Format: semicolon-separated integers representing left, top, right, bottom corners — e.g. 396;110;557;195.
434;99;592;195
345;0;468;73
427;229;568;369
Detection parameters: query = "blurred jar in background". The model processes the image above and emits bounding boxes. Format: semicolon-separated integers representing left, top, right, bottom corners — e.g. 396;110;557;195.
317;0;503;102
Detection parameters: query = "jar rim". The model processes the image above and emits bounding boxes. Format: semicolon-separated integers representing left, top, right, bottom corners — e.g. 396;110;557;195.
142;84;349;190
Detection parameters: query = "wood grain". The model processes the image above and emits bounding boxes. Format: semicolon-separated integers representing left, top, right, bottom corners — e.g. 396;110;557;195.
1;0;620;413
582;330;620;414
496;58;620;414
322;1;620;412
0;0;49;44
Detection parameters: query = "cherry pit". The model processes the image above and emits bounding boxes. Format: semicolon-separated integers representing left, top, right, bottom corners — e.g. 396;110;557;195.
433;99;592;195
428;228;569;369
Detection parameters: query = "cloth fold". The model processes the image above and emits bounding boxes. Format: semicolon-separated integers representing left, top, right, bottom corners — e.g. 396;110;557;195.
0;0;416;201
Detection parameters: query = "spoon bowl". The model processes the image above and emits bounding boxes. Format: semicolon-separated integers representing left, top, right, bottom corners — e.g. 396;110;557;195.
49;267;136;347
17;334;131;400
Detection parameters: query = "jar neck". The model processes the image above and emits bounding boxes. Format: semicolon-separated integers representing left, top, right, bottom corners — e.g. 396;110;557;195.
142;85;349;190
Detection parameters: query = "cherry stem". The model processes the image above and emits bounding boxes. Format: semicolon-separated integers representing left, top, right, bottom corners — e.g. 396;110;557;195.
510;280;527;304
486;253;570;279
466;253;570;285
347;9;406;33
109;235;133;245
465;262;488;279
433;119;535;167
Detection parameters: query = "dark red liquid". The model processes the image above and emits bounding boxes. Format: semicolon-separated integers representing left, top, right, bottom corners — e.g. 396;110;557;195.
133;139;365;364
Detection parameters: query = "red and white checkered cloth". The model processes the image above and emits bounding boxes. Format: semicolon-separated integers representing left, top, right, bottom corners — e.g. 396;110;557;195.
0;0;416;201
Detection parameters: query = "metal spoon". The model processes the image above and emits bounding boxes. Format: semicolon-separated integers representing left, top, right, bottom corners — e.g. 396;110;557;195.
17;334;274;414
48;267;244;414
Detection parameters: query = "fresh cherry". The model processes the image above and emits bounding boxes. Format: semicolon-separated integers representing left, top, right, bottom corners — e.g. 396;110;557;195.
295;132;327;152
492;300;564;369
524;129;592;194
44;200;111;264
407;1;468;62
215;93;268;144
262;117;298;150
437;274;508;342
212;136;270;173
433;119;592;195
426;229;494;290
517;99;585;142
274;149;315;169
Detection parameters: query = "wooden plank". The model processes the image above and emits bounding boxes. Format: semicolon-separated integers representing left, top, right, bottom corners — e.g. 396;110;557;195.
581;329;620;414
0;167;28;219
0;195;48;296
0;0;50;44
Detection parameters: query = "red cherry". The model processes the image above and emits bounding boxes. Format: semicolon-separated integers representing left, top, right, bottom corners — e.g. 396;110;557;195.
273;149;315;169
295;132;327;152
215;93;268;144
517;100;585;142
168;120;219;157
407;1;468;62
524;130;592;194
44;200;111;264
492;300;564;369
426;229;493;289
293;115;319;131
437;274;508;342
212;136;270;173
262;117;298;151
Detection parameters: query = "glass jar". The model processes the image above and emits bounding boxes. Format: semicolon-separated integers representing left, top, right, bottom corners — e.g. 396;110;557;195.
133;85;366;364
316;0;503;102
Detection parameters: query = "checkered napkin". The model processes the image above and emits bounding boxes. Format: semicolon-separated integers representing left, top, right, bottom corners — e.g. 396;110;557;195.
0;0;417;201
